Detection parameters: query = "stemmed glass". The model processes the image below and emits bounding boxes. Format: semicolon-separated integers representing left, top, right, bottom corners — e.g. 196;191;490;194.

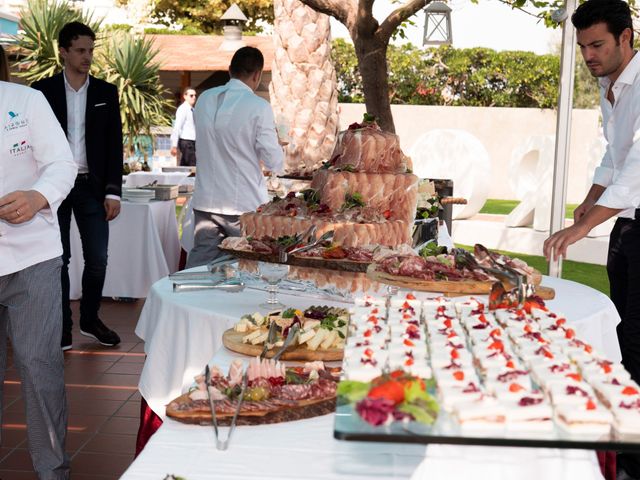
258;261;290;310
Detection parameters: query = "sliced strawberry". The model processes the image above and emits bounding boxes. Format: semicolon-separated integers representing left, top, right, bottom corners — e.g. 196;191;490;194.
586;399;597;410
524;324;533;333
622;386;639;396
565;328;576;339
403;339;415;347
363;330;372;338
447;331;457;338
566;373;582;382
450;349;460;359
404;358;414;366
556;318;567;326
506;360;515;369
364;348;374;358
488;341;504;352
453;371;465;381
368;380;405;405
406;293;416;300
509;383;525;393
444;318;452;329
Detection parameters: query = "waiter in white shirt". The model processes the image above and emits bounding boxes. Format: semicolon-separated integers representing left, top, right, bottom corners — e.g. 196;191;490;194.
186;47;284;267
170;87;197;166
544;4;640;474
0;80;76;478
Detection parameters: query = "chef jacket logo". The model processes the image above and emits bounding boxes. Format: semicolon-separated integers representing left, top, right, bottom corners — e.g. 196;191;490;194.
4;111;28;132
9;140;31;156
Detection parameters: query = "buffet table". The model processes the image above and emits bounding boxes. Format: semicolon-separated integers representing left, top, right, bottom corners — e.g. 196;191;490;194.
124;171;194;188
69;200;180;299
124;348;606;480
135;273;621;420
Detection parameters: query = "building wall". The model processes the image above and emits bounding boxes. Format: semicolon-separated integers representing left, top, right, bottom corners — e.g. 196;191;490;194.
338;103;602;204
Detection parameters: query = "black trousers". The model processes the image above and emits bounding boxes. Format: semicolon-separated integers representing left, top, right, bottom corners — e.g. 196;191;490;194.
608;215;640;478
57;175;109;335
178;138;196;167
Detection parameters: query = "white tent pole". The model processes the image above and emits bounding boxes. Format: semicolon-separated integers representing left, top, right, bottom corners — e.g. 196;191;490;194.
548;0;578;278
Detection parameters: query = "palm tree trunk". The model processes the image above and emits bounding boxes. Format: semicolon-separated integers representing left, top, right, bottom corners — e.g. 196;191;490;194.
270;0;340;176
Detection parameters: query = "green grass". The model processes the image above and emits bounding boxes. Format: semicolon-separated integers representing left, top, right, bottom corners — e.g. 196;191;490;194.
480;199;578;220
456;244;609;296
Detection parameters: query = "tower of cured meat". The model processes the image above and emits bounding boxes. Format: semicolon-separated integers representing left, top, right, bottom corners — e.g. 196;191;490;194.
240;120;419;247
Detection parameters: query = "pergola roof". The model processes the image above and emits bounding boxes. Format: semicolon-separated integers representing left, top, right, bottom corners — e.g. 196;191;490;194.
148;34;275;72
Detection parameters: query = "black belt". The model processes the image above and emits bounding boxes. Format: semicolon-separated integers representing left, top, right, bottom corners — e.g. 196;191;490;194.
76;173;90;179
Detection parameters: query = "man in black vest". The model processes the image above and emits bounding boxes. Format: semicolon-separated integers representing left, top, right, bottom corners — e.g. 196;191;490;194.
32;22;122;350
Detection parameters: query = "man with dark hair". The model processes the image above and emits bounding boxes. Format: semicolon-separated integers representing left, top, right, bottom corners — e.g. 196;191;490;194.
186;46;283;267
543;2;639;474
170;86;197;166
32;21;123;350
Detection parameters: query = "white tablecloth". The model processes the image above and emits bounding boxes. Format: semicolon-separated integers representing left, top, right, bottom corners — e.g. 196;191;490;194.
124;171;194;188
135;273;621;420
123;347;605;480
69;200;180;299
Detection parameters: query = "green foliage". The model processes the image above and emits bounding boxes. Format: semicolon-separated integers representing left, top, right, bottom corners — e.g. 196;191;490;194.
151;0;274;34
144;26;205;35
332;39;600;109
97;32;172;154
14;0;102;83
14;0;171;155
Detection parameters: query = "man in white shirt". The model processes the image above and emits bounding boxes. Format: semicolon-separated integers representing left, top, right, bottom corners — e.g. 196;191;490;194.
170;87;197;166
543;2;639;474
186;47;284;267
32;22;123;351
0;80;77;478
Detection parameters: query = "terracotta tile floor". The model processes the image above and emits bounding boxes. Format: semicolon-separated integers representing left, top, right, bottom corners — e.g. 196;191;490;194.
1;298;146;479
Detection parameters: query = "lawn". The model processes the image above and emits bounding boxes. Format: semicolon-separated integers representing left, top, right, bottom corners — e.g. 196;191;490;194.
457;244;609;296
480;199;578;220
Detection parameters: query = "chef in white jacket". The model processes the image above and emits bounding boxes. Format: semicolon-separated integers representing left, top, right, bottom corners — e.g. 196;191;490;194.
0;80;76;479
186;47;284;267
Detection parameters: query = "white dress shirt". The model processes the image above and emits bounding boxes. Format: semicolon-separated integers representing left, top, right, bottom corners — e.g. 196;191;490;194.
593;52;640;218
192;79;284;216
64;70;89;174
0;81;77;276
170;101;196;147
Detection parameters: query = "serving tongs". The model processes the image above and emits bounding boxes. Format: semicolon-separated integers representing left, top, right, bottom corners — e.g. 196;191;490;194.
169;254;237;281
172;277;245;293
205;322;278;450
473;244;535;304
280;230;334;263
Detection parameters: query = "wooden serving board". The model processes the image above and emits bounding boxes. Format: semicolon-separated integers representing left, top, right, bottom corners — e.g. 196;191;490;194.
219;246;370;273
222;329;344;361
166;393;336;426
366;264;555;300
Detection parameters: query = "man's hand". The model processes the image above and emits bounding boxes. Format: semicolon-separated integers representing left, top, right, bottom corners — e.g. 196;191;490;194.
0;190;48;224
543;223;590;261
104;198;121;221
573;199;595;222
170;147;177;157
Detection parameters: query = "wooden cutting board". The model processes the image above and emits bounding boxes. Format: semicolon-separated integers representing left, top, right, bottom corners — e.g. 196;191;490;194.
367;264;555;300
166;393;336;426
219;246;370;272
222;329;344;361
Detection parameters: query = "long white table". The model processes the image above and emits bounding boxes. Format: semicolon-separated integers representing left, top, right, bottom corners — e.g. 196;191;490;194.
135;273;621;419
123;347;606;480
69;200;180;300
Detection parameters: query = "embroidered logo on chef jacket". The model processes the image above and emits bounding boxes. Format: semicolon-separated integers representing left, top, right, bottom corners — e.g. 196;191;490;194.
4;111;28;133
9;140;32;156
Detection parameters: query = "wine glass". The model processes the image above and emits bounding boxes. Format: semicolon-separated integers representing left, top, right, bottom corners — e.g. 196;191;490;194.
258;261;290;310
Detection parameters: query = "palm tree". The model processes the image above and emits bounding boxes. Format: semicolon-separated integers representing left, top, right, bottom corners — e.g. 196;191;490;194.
14;0;171;156
97;32;172;155
269;0;339;176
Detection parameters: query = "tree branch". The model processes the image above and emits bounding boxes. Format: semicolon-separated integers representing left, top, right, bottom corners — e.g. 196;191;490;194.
377;0;428;43
297;0;355;29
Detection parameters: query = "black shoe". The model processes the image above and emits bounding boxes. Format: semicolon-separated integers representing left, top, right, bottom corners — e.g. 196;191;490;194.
80;318;121;347
61;332;72;351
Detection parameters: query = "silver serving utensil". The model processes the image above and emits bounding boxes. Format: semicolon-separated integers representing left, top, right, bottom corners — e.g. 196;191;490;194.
260;320;278;359
272;323;300;362
172;278;245;293
474;244;530;306
286;230;335;257
206;365;247;451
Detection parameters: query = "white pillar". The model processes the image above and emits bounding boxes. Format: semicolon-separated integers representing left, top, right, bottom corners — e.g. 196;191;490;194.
548;0;577;277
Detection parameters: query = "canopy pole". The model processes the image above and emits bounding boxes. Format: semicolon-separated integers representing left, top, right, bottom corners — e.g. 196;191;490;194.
548;0;578;278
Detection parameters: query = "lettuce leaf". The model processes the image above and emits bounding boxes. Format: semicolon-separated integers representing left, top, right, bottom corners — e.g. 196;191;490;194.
337;380;370;403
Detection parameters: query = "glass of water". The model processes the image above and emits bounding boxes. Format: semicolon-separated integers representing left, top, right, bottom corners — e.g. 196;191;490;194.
258;262;290;310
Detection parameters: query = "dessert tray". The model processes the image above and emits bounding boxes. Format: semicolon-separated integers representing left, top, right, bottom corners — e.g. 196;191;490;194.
334;293;640;451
